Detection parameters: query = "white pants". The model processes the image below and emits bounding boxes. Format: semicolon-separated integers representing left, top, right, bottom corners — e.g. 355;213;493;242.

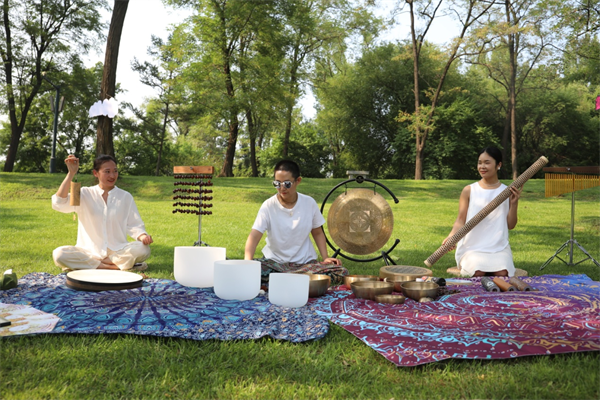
458;246;515;277
53;241;151;271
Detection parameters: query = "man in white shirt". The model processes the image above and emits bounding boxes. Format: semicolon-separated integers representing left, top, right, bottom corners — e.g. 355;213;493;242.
245;160;347;283
52;154;153;271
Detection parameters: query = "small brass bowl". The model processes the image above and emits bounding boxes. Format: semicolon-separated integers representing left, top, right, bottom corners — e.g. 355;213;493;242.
383;277;416;292
305;274;331;298
344;275;379;290
351;280;394;300
401;281;439;302
374;294;406;304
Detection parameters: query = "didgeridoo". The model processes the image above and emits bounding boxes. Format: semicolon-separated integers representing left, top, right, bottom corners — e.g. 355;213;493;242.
493;277;516;292
509;277;533;291
424;156;548;267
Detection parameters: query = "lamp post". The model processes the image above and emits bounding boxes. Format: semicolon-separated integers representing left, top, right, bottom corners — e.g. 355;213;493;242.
42;74;64;173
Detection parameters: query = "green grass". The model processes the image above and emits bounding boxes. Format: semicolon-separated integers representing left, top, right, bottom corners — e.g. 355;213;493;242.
1;172;599;399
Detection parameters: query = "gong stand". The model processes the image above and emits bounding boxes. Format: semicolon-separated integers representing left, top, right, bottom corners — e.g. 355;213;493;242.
320;175;400;264
173;166;214;246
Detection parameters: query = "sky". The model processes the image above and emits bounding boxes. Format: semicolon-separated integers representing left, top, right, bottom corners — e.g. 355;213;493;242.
90;0;458;120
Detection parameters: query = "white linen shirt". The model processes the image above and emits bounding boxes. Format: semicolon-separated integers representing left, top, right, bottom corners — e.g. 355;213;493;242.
52;185;147;259
252;193;325;264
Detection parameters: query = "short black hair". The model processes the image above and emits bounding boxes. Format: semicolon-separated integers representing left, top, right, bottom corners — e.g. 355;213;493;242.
479;146;502;166
274;160;300;179
93;154;117;171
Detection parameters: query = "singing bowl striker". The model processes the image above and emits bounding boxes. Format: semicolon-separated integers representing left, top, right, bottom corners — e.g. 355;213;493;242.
351;280;394;300
374;294;406;304
305;274;331;298
401;281;439;302
344;274;379;290
327;189;393;255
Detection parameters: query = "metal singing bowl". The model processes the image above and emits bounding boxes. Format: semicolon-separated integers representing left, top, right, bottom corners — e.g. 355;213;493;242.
351;280;394;300
305;274;331;298
401;281;439;302
327;189;393;255
374;294;406;304
384;276;416;292
344;274;379;290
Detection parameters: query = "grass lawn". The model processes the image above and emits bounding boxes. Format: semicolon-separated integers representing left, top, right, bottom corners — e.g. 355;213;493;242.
1;172;599;399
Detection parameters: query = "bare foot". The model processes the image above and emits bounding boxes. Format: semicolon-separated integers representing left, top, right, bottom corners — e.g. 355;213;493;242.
97;263;120;270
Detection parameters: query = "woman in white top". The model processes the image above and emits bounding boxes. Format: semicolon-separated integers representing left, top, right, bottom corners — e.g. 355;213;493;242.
443;147;522;277
52;154;153;271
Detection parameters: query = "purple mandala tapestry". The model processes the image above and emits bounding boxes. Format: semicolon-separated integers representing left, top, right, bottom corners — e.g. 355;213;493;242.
0;273;328;343
309;274;600;366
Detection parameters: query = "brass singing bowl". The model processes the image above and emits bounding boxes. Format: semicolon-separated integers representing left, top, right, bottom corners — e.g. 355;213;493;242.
383;276;416;292
344;274;379;290
351;280;394;300
400;281;439;302
327;189;394;255
374;294;406;304
305;274;331;298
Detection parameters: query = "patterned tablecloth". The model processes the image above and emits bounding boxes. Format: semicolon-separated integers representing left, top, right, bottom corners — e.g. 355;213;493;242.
309;274;600;366
0;273;329;343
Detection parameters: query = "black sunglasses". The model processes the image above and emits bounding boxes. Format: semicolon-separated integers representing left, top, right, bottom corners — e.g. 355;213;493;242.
272;180;293;189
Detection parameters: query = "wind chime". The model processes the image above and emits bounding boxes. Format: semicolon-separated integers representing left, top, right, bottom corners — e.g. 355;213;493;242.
173;166;214;246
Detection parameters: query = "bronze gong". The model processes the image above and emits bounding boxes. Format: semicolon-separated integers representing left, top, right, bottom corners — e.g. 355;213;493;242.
327;188;393;255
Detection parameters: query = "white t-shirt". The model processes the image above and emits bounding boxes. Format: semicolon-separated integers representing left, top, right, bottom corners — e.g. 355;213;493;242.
252;193;325;264
52;185;148;259
455;182;511;264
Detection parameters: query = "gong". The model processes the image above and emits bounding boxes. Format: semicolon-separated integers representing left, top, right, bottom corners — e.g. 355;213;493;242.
327;188;393;255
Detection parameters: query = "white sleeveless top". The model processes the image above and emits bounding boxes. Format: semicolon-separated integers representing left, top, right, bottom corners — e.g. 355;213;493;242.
455;182;510;265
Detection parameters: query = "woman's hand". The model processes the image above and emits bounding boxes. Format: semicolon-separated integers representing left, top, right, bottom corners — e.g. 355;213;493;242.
322;257;342;266
509;185;522;206
139;233;153;245
442;236;456;251
65;155;79;176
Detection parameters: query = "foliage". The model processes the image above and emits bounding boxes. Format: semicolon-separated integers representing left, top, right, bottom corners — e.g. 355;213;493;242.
0;0;108;171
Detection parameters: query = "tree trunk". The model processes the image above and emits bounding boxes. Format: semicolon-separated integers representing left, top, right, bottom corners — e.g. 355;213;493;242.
283;66;298;158
506;0;518;179
246;109;258;177
96;0;129;157
2;0;42;171
408;1;424;180
155;103;169;176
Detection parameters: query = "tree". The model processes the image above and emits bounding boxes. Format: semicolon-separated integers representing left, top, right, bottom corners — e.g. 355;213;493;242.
129;35;184;176
0;58;105;172
0;0;106;172
400;0;497;180
96;0;129;158
466;0;599;177
167;0;277;177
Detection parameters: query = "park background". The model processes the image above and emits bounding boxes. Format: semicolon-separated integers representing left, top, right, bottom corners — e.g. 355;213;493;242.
1;1;599;399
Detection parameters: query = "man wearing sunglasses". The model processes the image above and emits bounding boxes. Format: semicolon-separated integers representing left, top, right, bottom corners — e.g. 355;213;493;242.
245;160;346;283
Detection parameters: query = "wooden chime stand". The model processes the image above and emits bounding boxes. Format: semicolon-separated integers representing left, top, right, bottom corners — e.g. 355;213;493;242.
173;166;214;246
540;166;600;269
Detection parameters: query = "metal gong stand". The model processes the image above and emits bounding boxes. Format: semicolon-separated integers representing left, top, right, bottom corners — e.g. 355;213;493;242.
320;174;400;265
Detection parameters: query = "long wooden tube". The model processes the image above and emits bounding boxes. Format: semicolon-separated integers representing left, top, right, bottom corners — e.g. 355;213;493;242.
424;156;549;267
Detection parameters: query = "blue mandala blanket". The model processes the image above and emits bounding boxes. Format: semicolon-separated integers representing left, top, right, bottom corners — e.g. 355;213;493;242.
0;273;329;343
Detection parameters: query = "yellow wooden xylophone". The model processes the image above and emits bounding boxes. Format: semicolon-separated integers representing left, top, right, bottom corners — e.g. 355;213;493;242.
540;165;600;269
544;166;600;197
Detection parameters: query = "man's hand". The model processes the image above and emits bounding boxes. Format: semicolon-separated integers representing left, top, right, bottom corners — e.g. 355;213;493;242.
139;234;153;245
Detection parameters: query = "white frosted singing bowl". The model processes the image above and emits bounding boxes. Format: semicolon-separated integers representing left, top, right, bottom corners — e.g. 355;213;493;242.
174;246;226;288
268;273;309;308
213;260;261;301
